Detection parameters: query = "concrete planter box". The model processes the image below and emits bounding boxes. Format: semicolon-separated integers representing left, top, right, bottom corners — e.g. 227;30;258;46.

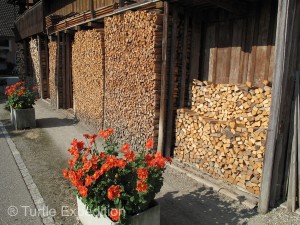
77;197;160;225
11;107;36;130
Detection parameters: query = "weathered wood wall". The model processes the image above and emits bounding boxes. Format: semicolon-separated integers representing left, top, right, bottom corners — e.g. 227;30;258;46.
175;0;277;100
200;1;277;87
72;30;105;126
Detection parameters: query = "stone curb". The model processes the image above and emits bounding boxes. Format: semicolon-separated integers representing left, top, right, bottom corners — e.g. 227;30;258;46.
0;122;55;225
168;163;257;209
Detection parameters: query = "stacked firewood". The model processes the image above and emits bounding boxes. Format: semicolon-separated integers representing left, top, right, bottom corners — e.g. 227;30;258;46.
104;10;163;149
191;80;271;127
48;41;57;108
72;30;105;127
29;39;41;94
175;80;272;195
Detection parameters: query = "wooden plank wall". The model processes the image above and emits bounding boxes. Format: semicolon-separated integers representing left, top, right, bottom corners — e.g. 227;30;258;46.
48;0;115;16
192;0;278;88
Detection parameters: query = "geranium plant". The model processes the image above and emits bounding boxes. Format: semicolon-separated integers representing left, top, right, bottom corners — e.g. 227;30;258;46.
63;129;171;225
5;82;38;109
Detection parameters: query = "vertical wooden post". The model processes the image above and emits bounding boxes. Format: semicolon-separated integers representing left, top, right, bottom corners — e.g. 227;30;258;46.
297;72;300;205
65;33;71;109
61;32;66;109
56;32;60;109
258;0;297;214
164;5;178;157
37;35;44;99
45;36;49;98
157;1;169;154
90;0;95;18
287;73;298;212
178;12;189;108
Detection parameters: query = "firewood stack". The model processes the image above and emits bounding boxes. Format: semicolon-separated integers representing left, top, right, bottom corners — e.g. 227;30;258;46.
175;79;272;195
29;39;41;95
48;41;57;108
72;30;105;127
104;10;163;149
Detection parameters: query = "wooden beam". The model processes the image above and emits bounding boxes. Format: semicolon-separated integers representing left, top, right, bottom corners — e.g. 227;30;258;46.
45;36;50;98
297;72;300;206
56;32;60;109
62;32;66;109
65;33;71;109
178;12;189;108
204;0;248;15
157;1;169;154
164;5;178;157
258;0;298;214
37;35;44;99
90;0;95;18
287;76;298;212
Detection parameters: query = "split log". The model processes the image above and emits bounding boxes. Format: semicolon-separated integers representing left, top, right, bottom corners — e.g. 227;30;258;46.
175;79;272;195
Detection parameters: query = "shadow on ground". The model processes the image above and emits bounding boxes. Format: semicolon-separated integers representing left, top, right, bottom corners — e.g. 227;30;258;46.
157;187;257;225
36;117;78;128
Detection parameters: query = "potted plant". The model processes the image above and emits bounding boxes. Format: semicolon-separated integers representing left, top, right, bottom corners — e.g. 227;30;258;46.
5;82;38;130
63;129;172;225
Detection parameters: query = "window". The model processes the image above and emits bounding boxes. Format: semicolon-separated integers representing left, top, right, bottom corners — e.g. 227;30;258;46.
0;39;11;51
0;40;9;47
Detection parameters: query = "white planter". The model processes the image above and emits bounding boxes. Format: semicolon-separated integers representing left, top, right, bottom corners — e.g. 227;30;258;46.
77;197;160;225
11;107;36;130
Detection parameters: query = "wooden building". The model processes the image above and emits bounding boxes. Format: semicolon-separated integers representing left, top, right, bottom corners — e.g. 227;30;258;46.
12;0;300;214
10;0;49;98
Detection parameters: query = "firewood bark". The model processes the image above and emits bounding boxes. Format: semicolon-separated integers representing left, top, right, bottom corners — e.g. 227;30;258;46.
48;41;57;108
175;79;272;195
72;30;105;127
104;10;163;149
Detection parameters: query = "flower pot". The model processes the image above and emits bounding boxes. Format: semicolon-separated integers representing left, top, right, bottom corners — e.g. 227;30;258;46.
77;197;160;225
10;106;14;123
11;107;36;130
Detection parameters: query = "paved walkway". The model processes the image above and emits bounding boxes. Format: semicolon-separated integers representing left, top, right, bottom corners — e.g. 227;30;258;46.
0;124;43;225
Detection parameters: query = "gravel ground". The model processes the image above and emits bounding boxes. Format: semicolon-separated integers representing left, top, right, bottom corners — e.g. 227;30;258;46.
1;97;300;225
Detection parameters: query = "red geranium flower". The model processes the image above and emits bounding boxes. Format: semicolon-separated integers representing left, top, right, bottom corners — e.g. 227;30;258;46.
106;156;117;167
136;180;148;193
62;169;69;178
98;130;105;137
117;159;126;169
85;176;93;187
110;208;121;221
78;185;88;198
121;143;130;152
107;185;122;200
99;152;106;159
137;168;148;180
83;161;92;171
124;150;135;162
145;137;154;149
